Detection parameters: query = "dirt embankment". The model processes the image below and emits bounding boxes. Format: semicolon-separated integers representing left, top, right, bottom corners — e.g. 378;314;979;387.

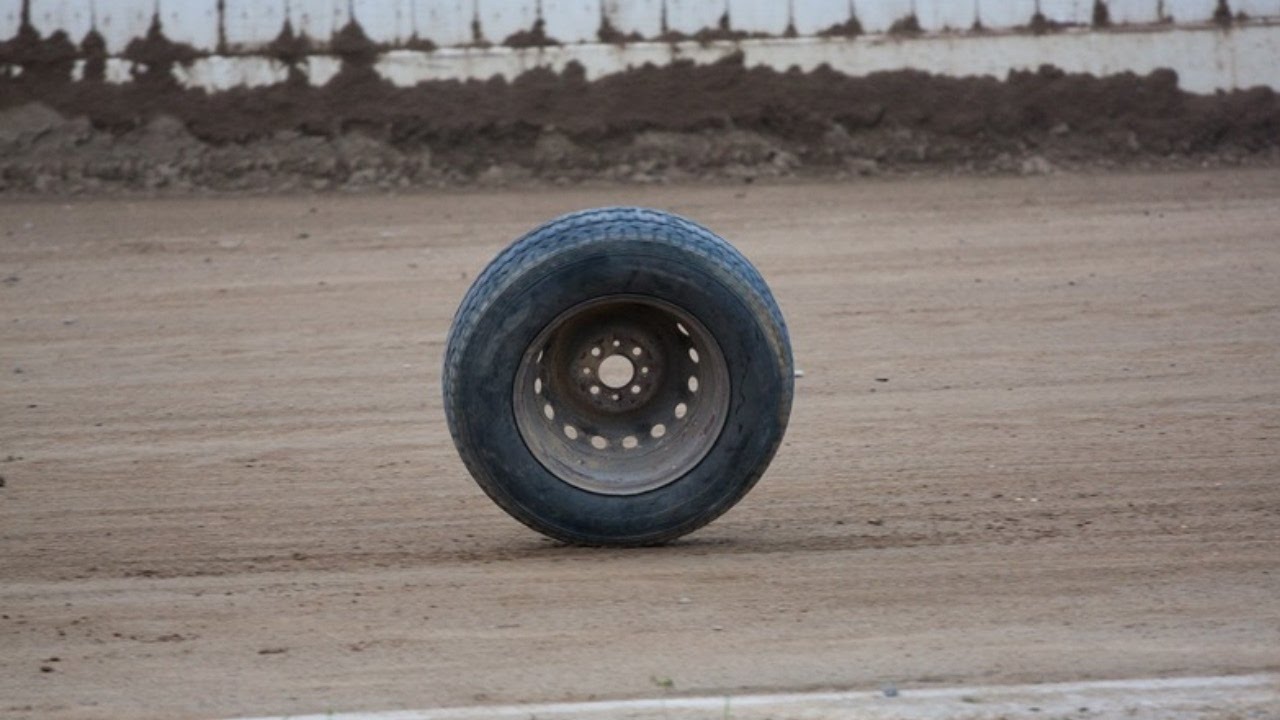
2;39;1279;193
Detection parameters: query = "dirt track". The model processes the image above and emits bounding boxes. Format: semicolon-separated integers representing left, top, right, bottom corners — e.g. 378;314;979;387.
2;170;1278;719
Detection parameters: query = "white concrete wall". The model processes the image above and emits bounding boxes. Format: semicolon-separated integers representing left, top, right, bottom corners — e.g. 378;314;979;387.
372;24;1280;93
2;0;1279;93
857;0;916;33
7;0;1280;51
792;0;852;34
604;0;665;37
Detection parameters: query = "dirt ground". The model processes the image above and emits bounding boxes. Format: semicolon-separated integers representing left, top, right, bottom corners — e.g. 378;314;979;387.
1;170;1278;719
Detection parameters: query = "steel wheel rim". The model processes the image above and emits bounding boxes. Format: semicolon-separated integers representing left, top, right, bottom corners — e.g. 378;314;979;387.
513;295;731;496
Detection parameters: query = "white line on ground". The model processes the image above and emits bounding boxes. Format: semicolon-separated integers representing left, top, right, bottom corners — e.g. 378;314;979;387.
232;673;1280;720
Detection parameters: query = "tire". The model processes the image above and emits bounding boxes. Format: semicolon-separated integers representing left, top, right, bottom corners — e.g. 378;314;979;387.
443;207;793;546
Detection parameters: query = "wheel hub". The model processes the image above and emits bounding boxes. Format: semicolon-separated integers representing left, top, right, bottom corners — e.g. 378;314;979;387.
513;295;730;496
567;323;667;412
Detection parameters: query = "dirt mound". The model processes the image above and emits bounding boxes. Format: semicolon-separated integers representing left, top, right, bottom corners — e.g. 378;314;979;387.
1;55;1278;193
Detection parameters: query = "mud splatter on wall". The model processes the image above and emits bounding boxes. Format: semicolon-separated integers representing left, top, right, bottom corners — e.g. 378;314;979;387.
5;0;1276;54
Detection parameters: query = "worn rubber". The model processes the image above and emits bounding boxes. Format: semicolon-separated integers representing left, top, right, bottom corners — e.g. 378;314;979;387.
443;207;793;546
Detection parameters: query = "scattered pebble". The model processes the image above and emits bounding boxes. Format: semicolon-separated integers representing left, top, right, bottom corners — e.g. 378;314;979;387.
794;369;805;378
678;596;691;604
1020;155;1054;176
62;317;77;326
874;377;889;382
882;684;899;697
257;647;287;655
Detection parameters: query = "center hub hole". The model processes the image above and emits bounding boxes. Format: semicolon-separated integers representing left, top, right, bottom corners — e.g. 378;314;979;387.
597;354;635;389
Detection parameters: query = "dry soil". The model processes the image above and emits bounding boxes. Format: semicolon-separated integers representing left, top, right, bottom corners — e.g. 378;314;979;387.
1;170;1278;719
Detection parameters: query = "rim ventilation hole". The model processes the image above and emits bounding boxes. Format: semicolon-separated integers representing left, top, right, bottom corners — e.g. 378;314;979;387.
590;385;601;395
582;367;591;375
631;347;642;357
641;366;650;375
630;385;641;394
651;423;666;438
622;436;638;449
591;436;608;449
689;348;699;363
611;393;620;401
612;340;621;347
591;347;601;357
534;378;542;394
563;425;578;440
688;376;699;392
543;404;555;420
675;403;688;419
676;322;689;336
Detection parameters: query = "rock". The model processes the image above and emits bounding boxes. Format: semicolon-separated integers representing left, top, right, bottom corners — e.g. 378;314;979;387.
476;163;529;187
1020;155;1054;176
30;116;93;153
822;123;855;154
333;131;387;158
143;115;189;141
847;157;880;176
0;103;67;149
135;115;197;147
477;164;508;186
630;131;708;170
533;131;585;168
1050;122;1071;136
769;149;799;171
346;168;380;186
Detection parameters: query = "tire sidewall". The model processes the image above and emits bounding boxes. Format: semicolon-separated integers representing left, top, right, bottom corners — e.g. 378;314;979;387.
449;234;792;544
